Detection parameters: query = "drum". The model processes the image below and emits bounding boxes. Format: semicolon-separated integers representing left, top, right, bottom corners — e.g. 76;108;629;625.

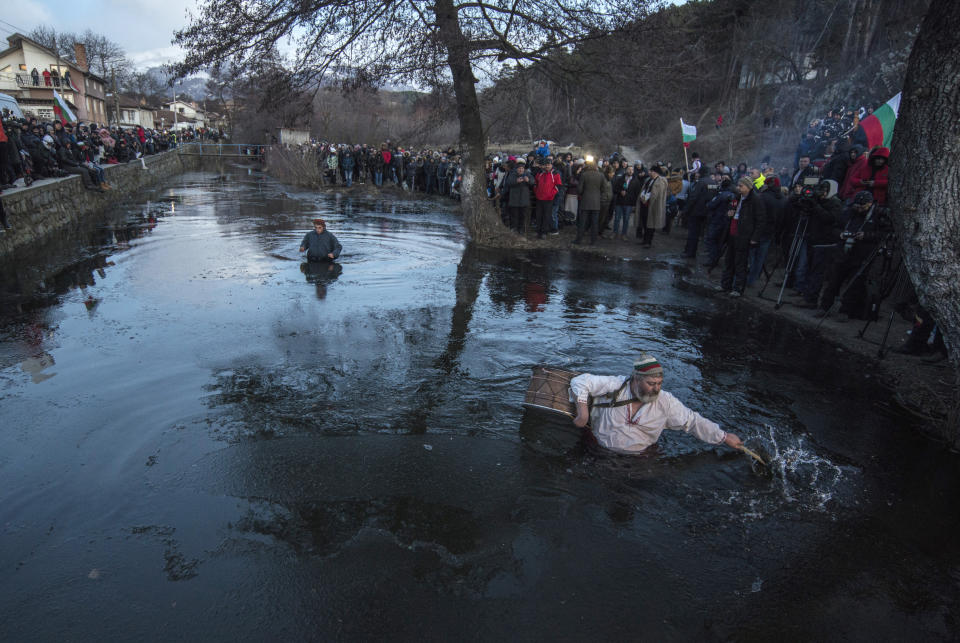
522;366;580;418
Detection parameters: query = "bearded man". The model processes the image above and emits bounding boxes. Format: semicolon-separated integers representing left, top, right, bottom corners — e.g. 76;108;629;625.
569;354;743;454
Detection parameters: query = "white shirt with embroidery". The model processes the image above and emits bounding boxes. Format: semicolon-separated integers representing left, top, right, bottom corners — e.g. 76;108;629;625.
569;374;725;453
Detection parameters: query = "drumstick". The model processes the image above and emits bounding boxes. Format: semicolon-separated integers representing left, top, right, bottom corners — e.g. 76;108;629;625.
737;445;767;466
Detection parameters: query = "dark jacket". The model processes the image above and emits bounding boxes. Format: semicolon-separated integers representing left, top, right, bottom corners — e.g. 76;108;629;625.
838;201;892;249
789;164;819;188
505;168;532;207
300;229;343;261
731;188;769;246
578;167;605;210
682;176;714;218
821;142;852;184
613;173;641;206
797;187;844;246
760;187;787;241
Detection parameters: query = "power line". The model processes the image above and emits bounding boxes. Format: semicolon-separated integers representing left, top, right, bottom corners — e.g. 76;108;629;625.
0;18;28;33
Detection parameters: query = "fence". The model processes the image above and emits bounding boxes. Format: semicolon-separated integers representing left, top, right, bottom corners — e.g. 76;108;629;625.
176;143;268;159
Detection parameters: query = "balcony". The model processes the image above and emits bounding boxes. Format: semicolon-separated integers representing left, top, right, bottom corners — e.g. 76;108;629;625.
0;72;77;93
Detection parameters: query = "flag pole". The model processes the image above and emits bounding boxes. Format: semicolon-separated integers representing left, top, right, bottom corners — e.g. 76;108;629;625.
683;145;689;176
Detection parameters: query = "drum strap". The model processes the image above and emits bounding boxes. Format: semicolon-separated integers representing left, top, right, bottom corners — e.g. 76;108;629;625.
589;378;640;408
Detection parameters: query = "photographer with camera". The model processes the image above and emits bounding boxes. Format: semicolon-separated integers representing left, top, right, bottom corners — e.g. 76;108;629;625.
790;155;818;189
792;179;844;309
815;190;893;320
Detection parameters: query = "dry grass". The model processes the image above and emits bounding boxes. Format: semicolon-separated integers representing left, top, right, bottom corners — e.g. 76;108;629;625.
264;147;323;188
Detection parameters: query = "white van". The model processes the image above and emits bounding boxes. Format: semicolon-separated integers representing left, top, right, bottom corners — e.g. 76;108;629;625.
0;93;24;118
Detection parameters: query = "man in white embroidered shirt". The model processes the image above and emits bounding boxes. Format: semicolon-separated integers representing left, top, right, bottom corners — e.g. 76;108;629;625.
569;354;743;454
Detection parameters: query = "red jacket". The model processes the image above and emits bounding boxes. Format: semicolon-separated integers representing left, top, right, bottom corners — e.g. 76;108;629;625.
846;147;889;205
534;169;561;201
840;153;869;200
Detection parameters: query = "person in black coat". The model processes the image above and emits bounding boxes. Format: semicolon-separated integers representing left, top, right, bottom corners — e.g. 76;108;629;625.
611;165;641;240
720;178;768;296
816;190;891;319
793;179;844;307
703;178;735;267
682;171;715;257
56;140;100;190
505;159;532;233
746;176;784;286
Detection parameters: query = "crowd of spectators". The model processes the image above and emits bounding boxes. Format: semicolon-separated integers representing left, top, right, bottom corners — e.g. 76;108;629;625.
289;141;465;198
0;109;223;195
484;125;939;359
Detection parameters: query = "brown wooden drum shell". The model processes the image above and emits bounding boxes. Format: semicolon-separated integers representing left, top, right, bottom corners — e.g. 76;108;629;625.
522;366;580;417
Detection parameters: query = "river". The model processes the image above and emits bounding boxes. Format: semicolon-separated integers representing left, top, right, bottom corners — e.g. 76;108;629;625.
1;168;958;640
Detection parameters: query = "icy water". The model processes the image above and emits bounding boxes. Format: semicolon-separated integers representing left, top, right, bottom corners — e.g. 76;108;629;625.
1;169;958;640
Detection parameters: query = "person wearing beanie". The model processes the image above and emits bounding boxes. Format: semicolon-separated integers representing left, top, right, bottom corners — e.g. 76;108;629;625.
568;354;743;453
299;218;342;262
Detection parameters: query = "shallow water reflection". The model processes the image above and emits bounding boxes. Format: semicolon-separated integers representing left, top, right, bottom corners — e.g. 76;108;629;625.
1;168;958;640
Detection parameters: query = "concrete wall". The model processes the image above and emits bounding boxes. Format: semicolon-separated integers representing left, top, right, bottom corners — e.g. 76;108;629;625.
0;149;204;257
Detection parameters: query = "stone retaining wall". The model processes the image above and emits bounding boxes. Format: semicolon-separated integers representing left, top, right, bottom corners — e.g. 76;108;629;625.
0;149;206;257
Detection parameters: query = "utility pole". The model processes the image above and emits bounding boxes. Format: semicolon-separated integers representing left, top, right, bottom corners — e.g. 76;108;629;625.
111;68;120;127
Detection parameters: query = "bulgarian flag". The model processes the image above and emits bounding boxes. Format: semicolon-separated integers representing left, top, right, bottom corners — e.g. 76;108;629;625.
52;90;77;125
860;92;901;149
681;118;696;148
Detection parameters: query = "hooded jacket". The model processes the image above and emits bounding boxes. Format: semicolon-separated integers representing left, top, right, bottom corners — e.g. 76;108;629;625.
848;147;889;205
839;146;868;200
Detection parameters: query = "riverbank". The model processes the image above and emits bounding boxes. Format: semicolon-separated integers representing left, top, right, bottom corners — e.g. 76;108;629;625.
0;149;205;258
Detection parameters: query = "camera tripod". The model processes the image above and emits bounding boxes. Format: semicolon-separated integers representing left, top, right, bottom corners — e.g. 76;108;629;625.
764;215;809;309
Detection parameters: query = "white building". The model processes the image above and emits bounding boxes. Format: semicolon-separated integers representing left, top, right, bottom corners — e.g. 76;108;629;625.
161;99;206;128
118;96;157;129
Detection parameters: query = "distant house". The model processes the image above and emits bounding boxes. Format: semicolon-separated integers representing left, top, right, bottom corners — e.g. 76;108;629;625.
117;95;157;129
0;33;108;123
160;99;206;129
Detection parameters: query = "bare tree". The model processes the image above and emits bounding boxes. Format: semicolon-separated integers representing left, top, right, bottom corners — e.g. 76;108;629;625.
75;30;129;78
174;0;648;243
888;0;960;389
28;27;129;79
28;27;77;59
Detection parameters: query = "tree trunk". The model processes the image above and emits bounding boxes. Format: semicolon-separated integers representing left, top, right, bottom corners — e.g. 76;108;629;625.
889;0;960;377
434;0;511;245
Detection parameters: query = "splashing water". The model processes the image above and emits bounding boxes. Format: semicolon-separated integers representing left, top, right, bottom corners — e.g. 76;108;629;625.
756;424;850;510
719;424;855;517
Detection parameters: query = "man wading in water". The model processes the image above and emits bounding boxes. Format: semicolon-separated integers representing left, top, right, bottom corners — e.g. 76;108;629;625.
299;218;342;261
570;354;743;453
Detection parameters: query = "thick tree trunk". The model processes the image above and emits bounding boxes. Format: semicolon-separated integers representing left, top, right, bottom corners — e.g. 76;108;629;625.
889;0;960;375
434;0;512;245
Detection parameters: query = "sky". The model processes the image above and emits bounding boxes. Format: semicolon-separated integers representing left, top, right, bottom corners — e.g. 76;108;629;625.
2;0;200;70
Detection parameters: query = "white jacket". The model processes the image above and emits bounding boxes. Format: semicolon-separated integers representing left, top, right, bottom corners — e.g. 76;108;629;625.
569;374;725;453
